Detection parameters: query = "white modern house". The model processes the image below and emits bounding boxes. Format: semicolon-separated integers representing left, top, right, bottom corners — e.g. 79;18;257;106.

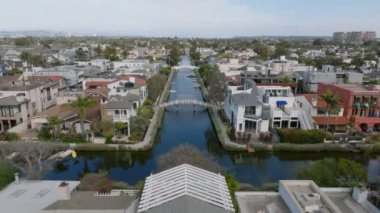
224;81;270;137
256;85;312;130
113;59;150;70
224;80;314;139
76;59;112;72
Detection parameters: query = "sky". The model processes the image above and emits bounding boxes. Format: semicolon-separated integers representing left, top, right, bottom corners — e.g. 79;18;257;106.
0;0;379;37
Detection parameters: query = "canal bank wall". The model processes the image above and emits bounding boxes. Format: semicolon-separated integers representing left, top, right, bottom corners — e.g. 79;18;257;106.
193;69;247;151
111;66;176;151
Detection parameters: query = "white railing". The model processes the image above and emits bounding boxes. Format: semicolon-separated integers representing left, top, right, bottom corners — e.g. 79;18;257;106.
160;99;211;108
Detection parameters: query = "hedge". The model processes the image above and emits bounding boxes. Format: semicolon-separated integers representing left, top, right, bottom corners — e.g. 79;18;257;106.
277;129;329;144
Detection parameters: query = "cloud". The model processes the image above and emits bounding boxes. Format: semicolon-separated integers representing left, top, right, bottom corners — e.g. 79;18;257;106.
0;0;378;37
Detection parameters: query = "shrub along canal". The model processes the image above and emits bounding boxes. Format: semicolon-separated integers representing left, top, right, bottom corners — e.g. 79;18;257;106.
45;57;379;187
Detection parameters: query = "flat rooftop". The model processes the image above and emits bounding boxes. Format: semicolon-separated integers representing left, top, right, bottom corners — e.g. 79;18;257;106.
43;190;139;211
324;83;379;94
235;192;290;213
236;181;370;213
0;180;80;213
322;189;368;213
280;180;369;213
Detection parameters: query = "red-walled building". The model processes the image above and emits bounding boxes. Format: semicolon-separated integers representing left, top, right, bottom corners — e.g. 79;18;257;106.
318;83;380;132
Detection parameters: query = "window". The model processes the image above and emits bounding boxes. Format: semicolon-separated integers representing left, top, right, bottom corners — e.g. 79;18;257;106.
115;110;120;115
245;120;257;132
245;106;256;115
46;88;51;101
239;123;242;131
290;121;298;128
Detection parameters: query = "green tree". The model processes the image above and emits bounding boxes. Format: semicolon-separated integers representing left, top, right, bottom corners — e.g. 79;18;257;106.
319;89;340;132
76;48;88;61
0;161;15;189
14;37;34;46
114;122;127;138
351;54;364;67
312;38;324;46
104;46;119;61
147;74;167;101
225;173;240;212
20;51;46;67
206;70;226;107
47;116;63;137
253;41;270;59
20;51;32;62
94;45;103;56
273;46;289;58
167;41;181;66
137;106;154;119
130;116;149;137
64;95;96;138
190;45;201;65
297;159;366;187
156;144;222;173
91;120;113;137
159;67;171;76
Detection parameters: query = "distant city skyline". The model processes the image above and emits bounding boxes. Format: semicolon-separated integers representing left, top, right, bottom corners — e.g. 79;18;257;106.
1;0;379;38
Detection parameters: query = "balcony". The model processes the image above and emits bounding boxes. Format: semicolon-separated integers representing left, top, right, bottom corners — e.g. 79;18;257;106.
0;111;22;120
112;114;129;122
244;113;261;120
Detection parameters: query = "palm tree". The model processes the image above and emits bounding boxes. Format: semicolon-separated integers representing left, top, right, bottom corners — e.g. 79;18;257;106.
64;95;96;137
47;116;63;137
319;89;341;133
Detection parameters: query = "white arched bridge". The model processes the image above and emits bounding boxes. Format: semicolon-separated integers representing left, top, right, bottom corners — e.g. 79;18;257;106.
173;65;198;70
159;95;215;109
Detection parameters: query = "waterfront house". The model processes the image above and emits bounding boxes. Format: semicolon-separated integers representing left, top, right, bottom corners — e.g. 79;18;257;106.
224;79;313;140
317;83;380;132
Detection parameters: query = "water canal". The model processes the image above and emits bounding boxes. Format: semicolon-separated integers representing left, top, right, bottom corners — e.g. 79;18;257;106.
46;57;377;186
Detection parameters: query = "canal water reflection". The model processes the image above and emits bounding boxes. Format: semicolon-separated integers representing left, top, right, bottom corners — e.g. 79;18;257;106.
46;57;375;186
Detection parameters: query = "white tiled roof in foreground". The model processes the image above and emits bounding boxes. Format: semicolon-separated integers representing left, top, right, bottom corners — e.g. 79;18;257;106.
138;164;234;212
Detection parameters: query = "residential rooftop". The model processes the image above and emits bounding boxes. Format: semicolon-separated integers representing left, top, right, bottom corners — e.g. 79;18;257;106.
43;190;139;212
0;81;56;91
0;180;80;213
0;96;29;106
235;192;291;213
138;164;234;213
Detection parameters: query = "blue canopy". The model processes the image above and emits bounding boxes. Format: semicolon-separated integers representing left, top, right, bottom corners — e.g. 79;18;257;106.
276;101;287;106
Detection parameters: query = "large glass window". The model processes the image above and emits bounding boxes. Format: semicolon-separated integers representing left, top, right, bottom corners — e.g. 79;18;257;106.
244;106;256;115
245;120;257;132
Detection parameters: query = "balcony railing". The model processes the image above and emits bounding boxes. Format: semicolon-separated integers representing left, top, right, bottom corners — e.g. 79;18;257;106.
113;115;129;121
0;111;22;119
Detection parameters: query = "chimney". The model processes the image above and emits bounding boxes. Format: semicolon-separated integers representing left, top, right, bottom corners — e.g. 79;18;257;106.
14;173;19;184
58;182;71;200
